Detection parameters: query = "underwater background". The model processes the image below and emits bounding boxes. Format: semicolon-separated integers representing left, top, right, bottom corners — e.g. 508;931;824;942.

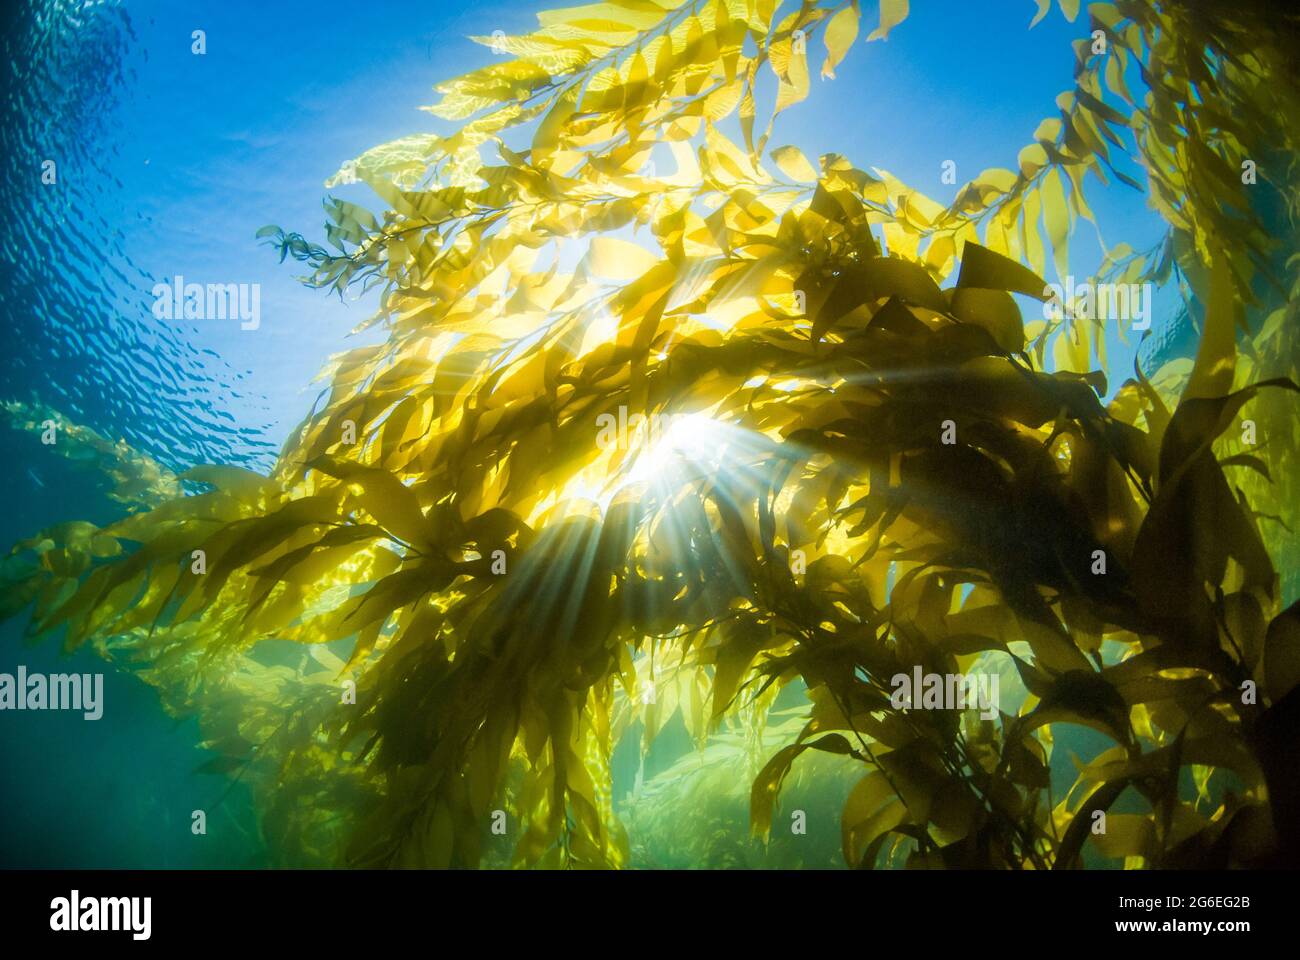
0;0;1255;869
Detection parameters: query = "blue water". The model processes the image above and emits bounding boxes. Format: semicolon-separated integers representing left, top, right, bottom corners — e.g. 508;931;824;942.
0;0;1177;867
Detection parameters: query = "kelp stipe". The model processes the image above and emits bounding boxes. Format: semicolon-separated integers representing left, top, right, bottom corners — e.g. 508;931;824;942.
4;0;1300;869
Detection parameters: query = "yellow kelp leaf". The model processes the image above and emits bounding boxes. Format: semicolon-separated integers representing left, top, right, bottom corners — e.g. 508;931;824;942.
1064;162;1096;225
664;138;702;185
703;122;769;184
863;256;948;312
326;134;441;189
953;166;1018;212
948;287;1025;354
1052;323;1089;374
1105;48;1134;106
821;4;860;78
956;241;1050;300
179;465;280;504
703;74;744;121
841;770;900;866
770;144;818;182
533;87;580;163
773;39;810;116
1021;186;1047;279
868;0;908;41
923;231;956;277
585;237;660;280
1041;166;1071;281
1181;249;1236;402
309;456;431;548
620;50;653;112
750;742;807;838
582;64;626;112
537;2;670;32
1018;142;1049;179
881;220;919;260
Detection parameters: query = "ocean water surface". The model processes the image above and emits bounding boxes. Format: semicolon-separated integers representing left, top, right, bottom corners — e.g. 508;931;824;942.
1;0;1179;868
